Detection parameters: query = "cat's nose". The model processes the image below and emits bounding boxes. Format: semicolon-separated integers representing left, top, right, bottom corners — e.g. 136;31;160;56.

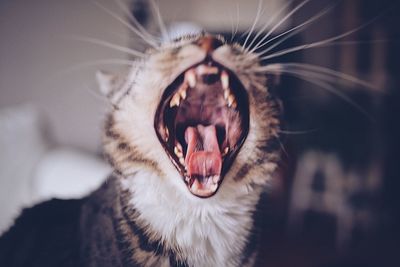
196;35;223;55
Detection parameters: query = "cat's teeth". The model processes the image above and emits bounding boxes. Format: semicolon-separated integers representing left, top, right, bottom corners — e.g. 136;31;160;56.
179;88;187;100
196;65;219;75
174;146;183;158
224;88;230;100
165;127;169;141
176;142;183;152
186;70;196;88
221;70;229;90
222;147;229;156
227;94;236;108
179;157;185;166
169;93;181;107
231;99;237;108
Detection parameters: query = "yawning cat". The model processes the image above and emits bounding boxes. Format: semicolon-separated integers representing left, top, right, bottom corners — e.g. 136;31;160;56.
0;32;281;267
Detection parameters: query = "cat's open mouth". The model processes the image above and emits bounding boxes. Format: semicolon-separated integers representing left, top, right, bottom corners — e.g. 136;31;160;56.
154;61;249;198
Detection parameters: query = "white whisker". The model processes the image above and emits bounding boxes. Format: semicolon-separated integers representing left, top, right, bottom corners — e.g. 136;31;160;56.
229;1;238;42
230;1;240;42
255;62;379;91
269;69;374;120
243;0;264;50
92;0;159;48
247;0;295;51
64;35;146;57
260;17;379;61
54;59;134;76
285;63;378;90
248;0;303;52
253;4;335;55
113;0;159;42
149;0;169;42
278;139;290;158
278;129;319;135
41;58;134;89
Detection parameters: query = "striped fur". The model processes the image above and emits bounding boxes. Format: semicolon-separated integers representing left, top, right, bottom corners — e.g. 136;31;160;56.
101;33;282;267
0;33;281;267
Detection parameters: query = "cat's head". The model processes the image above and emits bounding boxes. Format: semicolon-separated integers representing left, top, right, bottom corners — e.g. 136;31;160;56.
99;33;281;199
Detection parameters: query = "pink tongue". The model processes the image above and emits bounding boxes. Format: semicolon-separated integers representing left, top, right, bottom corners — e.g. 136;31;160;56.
185;125;222;181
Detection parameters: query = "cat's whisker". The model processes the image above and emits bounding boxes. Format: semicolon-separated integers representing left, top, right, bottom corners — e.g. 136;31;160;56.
92;0;159;49
113;0;159;43
247;0;301;53
230;1;240;42
149;0;169;42
253;4;335;55
242;0;264;50
52;59;134;78
278;139;290;158
255;62;379;91
278;129;319;135
247;0;295;51
283;63;378;90
229;6;234;42
272;69;374;120
260;16;380;61
65;35;146;57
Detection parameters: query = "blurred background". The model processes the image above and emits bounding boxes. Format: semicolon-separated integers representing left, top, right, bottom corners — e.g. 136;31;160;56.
0;0;399;266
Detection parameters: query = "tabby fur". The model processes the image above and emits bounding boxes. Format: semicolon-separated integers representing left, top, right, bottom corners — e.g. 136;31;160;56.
0;33;281;267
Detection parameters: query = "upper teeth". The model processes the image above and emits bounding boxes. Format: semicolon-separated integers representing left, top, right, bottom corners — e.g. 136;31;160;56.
221;70;229;90
186;69;197;88
165;127;169;141
174;145;183;158
227;94;236;108
169;92;181;108
224;88;230;100
179;88;187;100
221;70;237;108
196;65;219;75
170;68;237;108
223;147;229;156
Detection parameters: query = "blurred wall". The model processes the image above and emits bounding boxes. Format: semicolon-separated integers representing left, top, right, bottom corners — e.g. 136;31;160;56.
0;0;130;153
0;0;287;153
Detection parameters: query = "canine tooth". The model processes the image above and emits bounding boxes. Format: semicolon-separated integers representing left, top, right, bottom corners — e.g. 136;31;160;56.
176;142;183;151
223;147;229;156
179;157;185;165
174;146;183;158
227;94;235;107
179;88;187;100
165;127;169;141
169;93;181;107
221;70;229;90
231;99;237;108
224;89;230;100
186;70;196;88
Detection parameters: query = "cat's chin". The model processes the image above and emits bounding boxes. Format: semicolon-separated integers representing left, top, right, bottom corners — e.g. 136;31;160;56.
154;60;249;198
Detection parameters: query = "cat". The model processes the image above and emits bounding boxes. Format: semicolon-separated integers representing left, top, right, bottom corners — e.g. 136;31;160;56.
0;28;282;266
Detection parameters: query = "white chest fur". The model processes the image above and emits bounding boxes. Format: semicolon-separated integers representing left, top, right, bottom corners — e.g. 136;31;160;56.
120;171;261;267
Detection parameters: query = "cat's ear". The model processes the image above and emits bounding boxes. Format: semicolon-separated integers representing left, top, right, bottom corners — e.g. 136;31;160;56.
96;70;118;97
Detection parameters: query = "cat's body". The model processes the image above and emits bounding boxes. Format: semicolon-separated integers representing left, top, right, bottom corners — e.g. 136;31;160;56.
0;175;262;267
0;33;281;267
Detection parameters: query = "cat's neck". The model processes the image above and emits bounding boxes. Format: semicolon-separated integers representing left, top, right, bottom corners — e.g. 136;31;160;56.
119;170;262;267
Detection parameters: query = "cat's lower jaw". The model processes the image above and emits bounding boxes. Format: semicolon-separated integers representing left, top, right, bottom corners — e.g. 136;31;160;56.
117;170;264;267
